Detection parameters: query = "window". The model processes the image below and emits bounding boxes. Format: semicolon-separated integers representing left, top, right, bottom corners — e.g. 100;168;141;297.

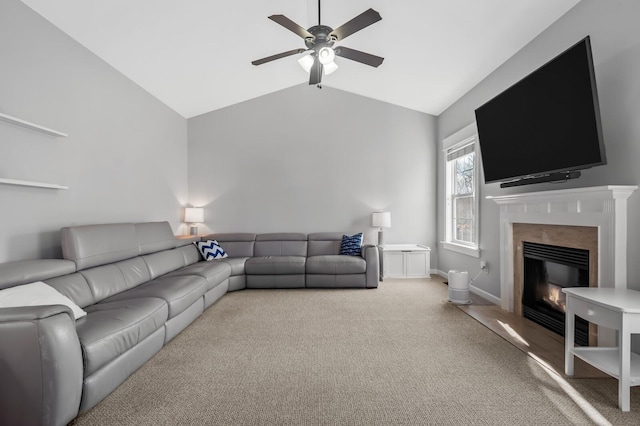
442;123;480;258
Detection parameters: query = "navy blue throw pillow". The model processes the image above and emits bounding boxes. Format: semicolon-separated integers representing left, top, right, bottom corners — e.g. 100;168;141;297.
194;240;228;261
340;233;363;256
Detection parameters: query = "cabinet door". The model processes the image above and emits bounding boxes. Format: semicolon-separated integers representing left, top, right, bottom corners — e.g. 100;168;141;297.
384;252;405;278
406;252;430;277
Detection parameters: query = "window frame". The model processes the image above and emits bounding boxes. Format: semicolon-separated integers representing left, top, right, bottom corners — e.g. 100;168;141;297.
442;123;481;258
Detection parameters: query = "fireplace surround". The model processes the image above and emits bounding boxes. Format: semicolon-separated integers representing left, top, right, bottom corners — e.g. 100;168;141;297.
513;223;598;344
490;185;637;346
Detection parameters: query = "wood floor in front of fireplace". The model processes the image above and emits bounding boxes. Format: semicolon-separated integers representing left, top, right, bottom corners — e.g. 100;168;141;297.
458;297;608;379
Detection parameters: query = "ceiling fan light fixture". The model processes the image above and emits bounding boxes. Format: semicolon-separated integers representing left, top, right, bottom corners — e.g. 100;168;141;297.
298;53;315;73
324;60;338;75
252;4;383;86
318;46;336;65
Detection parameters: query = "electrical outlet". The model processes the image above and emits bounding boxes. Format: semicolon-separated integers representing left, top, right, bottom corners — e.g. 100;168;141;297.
480;261;488;273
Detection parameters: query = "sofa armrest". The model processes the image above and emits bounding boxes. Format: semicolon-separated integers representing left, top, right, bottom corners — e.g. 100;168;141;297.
0;304;71;322
362;245;380;288
0;305;83;426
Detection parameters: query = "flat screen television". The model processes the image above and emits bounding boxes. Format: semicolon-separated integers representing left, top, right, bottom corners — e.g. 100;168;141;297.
474;36;606;187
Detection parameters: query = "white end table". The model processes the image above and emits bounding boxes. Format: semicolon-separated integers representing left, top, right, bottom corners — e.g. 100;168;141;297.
563;287;640;411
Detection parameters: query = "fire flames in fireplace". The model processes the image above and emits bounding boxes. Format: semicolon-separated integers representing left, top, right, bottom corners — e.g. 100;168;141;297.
542;282;566;312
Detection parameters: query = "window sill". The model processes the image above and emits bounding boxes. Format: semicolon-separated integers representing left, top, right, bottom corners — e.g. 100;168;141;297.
441;241;481;258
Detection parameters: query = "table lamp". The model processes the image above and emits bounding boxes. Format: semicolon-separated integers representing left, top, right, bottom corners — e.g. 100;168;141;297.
372;211;391;246
184;207;204;236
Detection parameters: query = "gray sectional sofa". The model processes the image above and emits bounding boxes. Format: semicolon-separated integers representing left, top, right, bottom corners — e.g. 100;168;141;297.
0;222;379;426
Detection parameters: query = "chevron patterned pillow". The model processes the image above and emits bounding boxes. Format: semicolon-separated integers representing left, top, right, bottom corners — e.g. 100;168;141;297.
339;233;363;256
194;240;229;261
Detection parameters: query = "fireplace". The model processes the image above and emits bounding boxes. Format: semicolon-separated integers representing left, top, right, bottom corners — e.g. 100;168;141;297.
489;185;637;347
522;242;589;346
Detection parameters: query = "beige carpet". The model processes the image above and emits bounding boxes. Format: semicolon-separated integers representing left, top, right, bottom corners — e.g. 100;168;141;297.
71;279;640;425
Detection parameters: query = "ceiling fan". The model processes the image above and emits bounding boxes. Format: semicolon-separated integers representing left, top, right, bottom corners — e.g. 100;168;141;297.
251;0;384;87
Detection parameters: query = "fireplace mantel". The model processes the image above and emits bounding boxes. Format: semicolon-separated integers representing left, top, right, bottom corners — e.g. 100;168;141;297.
489;185;637;314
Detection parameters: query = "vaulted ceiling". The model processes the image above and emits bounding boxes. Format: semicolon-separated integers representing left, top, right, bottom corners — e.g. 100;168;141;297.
21;0;581;118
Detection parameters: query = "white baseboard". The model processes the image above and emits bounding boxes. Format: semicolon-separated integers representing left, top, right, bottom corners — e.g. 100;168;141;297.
469;284;500;305
437;270;500;305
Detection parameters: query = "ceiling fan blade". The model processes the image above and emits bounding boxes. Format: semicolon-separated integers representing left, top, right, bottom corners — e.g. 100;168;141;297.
268;15;314;39
251;48;306;66
309;58;323;85
329;8;382;41
335;46;384;67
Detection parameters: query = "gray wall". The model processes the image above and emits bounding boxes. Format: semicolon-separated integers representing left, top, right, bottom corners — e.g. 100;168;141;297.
437;0;640;297
188;84;438;250
0;0;188;262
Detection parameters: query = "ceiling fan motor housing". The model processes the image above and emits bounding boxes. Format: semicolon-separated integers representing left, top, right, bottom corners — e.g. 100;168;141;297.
305;25;336;52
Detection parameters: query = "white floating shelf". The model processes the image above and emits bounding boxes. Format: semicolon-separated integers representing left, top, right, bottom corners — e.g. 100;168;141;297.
0;178;68;190
0;112;67;137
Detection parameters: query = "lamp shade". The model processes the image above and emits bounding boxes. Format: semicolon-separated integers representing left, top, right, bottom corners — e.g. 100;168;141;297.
318;47;336;65
372;211;391;228
298;53;314;73
184;207;204;223
323;61;338;75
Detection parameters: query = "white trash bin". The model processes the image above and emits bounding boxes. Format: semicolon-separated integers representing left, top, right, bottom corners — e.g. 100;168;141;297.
448;270;470;304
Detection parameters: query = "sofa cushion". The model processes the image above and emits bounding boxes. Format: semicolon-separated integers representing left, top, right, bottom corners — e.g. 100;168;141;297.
218;257;249;276
102;275;207;319
141;249;188;280
176;244;201;266
194;240;228;261
307;233;342;256
340;233;363;256
79;258;151;304
77;297;168;377
135;222;177;255
254;233;307;257
306;255;366;275
245;256;306;275
202;233;256;257
45;272;95;308
61;223;139;271
166;261;231;291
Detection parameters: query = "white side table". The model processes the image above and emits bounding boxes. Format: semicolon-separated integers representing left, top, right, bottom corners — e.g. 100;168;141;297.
563;288;640;411
381;244;431;279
